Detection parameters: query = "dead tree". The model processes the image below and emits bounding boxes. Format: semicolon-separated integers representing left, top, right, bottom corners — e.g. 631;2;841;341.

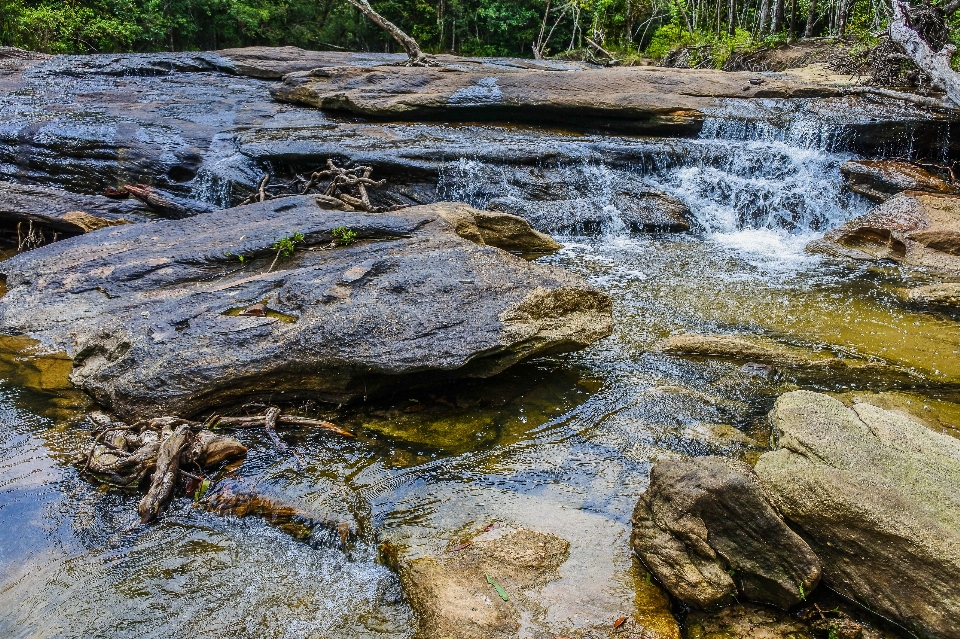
888;0;960;108
344;0;437;66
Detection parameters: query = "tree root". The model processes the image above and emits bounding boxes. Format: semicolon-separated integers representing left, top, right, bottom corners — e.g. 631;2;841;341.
238;160;388;212
78;407;351;522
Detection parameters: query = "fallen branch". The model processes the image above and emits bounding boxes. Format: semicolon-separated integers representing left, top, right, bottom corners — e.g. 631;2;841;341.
888;0;960;108
584;36;618;63
301;159;386;212
214;412;354;438
239;173;272;205
843;85;956;111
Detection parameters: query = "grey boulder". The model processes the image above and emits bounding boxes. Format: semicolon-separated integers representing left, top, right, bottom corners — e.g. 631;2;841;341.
755;391;960;639
0;198;612;418
631;456;821;610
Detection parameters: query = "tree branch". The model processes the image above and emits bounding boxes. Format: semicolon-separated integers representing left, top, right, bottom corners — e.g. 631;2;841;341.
888;0;960;107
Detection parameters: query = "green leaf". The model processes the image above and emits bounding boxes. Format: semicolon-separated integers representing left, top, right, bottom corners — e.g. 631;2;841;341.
194;478;211;502
485;573;509;601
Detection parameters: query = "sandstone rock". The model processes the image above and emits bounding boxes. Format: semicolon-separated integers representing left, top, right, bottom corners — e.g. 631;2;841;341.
432;202;561;251
632;456;821;610
806;192;960;274
656;333;847;368
755;391;960;639
398;526;679;639
684;604;813;639
271;65;853;136
898;281;960;308
0;197;611;418
0;181;150;235
840;160;956;202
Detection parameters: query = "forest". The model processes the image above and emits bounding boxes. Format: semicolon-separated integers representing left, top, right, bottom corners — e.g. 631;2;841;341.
2;0;959;63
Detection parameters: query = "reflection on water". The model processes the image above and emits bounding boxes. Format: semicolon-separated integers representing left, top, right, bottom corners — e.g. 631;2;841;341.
2;117;957;638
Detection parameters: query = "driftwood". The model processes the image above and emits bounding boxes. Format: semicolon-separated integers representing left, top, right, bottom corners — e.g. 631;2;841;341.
121;184;189;217
238;173;272;205
301;159;386;212
888;0;960;108
79;407;351;522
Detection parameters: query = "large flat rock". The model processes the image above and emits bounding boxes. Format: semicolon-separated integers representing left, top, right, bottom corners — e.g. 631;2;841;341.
0;180;152;235
271;65;857;135
755;391;960;639
0;197;611;418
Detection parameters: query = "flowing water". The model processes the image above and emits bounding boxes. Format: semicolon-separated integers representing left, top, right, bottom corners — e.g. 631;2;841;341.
2;105;960;637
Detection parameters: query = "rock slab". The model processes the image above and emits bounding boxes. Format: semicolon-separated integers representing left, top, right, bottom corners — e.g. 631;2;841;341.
807;191;960;274
755;391;960;639
632;456;821;610
0;198;612;418
840;160;957;203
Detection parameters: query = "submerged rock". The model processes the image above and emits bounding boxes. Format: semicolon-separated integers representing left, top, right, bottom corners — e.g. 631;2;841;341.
396;526;679;639
840;160;956;203
806;192;960;274
632;456;820;610
656;333;850;368
0;197;611;418
898;281;960;309
684;604;813;639
755;391;960;639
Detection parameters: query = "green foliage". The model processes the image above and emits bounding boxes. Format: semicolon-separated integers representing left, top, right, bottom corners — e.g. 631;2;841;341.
331;226;357;246
272;232;304;259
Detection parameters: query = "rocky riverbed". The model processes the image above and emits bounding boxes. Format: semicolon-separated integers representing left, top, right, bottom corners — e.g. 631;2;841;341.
1;46;959;639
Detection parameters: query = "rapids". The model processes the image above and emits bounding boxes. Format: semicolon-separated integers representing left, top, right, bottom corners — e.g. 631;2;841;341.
2;100;959;638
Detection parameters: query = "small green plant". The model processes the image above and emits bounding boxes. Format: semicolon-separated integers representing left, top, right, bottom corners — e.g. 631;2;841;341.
332;226;357;246
272;232;305;258
267;232;304;272
798;582;806;601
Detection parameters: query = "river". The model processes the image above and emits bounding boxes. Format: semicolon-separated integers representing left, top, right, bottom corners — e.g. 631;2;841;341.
1;94;959;638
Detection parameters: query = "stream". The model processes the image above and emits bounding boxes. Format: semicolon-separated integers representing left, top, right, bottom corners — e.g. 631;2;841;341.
2;93;960;638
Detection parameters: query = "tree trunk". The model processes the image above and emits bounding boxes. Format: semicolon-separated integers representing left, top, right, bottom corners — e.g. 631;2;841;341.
888;0;960;107
344;0;434;65
771;0;784;32
789;0;797;39
728;0;736;34
758;0;771;36
803;0;816;37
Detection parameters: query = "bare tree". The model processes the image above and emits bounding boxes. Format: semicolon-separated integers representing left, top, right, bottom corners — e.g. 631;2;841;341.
887;0;960;106
345;0;436;65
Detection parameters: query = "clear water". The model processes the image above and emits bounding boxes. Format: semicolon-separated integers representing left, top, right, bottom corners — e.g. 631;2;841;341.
2;108;959;637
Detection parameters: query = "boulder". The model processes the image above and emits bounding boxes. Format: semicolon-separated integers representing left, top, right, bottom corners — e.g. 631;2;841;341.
0;181;150;236
432;202;561;251
755;391;960;639
806;192;960;274
840;160;956;203
396;526;679;639
271;65;853;136
631;456;821;610
0;197;611;418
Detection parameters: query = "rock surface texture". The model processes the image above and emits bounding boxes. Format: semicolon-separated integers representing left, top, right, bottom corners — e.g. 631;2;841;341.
899;281;960;309
0;181;151;234
840;160;957;202
632;456;821;610
755;391;960;639
0;198;612;418
398;526;679;639
807;192;960;274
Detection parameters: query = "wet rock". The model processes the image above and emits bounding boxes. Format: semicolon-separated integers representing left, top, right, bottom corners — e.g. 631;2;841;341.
898;281;960;308
632;456;821;610
218;46;592;79
656;333;848;368
271;65;852;135
684;604;813;639
0;181;151;235
840;160;956;203
397;526;679;639
432;202;561;251
755;391;960;639
0;196;611;418
806;192;960;274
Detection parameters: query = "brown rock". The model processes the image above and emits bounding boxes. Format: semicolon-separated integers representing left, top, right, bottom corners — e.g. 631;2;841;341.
755;391;960;639
807;192;960;274
656;333;847;368
432;202;561;252
840;160;956;203
271;65;851;136
684;604;813;639
898;281;960;308
632;457;821;610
